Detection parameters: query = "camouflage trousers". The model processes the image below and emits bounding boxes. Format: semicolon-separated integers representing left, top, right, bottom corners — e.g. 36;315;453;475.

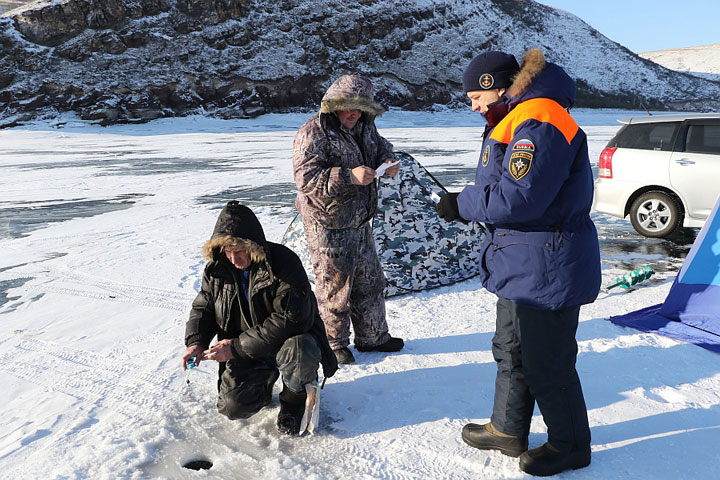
303;221;390;350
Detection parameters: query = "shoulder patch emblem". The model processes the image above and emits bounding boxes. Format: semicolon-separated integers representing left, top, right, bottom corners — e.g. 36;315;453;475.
479;73;494;89
513;139;535;152
509;151;533;181
481;145;490;167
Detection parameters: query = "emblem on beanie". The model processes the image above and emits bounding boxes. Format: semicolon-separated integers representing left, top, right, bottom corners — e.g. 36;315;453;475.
479;74;494;89
509;151;533;181
482;145;490;167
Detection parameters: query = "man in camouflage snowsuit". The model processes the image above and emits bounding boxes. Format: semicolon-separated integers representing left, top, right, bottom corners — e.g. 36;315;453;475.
292;74;404;364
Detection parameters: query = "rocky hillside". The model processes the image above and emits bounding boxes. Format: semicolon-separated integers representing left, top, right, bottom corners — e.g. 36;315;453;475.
1;0;719;126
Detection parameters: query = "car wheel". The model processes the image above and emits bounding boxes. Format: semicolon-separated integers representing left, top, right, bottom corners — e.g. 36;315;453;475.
629;191;682;238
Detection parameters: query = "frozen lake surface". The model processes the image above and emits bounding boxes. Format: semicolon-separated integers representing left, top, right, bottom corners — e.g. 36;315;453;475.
0;110;716;480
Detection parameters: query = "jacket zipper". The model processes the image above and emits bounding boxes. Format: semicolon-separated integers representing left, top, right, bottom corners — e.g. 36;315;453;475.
248;268;255;327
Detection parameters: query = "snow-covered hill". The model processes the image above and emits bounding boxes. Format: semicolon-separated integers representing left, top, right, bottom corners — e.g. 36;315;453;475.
1;0;719;126
640;44;720;82
0;0;27;14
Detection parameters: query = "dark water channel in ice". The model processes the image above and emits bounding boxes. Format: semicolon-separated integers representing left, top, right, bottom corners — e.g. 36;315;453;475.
0;194;150;240
197;183;298;210
0;143;694;307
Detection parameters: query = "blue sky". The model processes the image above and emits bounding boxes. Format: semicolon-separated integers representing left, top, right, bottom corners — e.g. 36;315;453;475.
535;0;719;53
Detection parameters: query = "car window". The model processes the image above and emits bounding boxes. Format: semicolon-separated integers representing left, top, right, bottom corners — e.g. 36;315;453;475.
685;124;720;155
609;122;679;151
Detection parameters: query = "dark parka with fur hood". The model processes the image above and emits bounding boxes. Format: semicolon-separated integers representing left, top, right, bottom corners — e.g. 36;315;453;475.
184;201;338;379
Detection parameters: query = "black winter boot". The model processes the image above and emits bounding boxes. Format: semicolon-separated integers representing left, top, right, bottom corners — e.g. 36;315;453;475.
264;369;280;405
356;337;404;352
519;442;591;476
277;385;307;435
333;347;355;364
461;423;528;457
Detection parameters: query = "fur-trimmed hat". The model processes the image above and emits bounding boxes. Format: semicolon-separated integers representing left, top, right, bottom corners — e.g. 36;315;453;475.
463;51;520;93
320;74;385;116
202;236;265;263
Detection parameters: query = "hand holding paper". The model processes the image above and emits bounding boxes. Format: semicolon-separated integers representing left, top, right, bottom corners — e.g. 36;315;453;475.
375;160;400;178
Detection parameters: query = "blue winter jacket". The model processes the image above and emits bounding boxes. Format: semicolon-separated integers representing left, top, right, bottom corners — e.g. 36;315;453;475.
457;58;601;310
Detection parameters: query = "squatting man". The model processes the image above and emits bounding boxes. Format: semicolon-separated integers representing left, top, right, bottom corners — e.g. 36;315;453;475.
181;201;338;435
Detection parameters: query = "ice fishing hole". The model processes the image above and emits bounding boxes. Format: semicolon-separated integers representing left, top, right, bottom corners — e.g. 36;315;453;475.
182;459;213;470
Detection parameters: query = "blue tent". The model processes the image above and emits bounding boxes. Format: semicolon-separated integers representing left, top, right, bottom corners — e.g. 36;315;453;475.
610;195;720;353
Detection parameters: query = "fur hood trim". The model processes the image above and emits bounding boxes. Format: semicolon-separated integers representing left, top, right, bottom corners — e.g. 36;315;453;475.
507;48;546;99
202;235;266;263
319;74;385;116
320;95;385;116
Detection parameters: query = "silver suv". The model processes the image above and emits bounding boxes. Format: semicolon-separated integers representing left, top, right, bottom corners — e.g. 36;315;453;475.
593;113;720;238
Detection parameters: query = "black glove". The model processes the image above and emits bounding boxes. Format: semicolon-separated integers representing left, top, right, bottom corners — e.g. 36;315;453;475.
436;192;461;222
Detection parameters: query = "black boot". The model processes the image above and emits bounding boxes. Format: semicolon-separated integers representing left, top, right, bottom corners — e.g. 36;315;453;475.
277;385;307;435
519;443;591;476
461;423;528;457
264;369;280;405
356;337;404;352
333;347;355;364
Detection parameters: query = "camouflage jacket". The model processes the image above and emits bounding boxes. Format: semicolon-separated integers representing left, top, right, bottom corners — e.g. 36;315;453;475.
293;113;395;229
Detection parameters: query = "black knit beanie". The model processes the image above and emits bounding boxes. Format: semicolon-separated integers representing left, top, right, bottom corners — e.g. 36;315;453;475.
462;51;520;92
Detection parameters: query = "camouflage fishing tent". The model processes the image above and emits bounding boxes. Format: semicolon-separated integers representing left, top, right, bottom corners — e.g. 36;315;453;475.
282;152;485;297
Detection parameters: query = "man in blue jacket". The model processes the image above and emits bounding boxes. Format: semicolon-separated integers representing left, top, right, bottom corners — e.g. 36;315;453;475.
437;49;601;476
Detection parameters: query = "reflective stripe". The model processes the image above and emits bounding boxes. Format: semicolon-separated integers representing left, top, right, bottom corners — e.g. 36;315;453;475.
489;98;579;145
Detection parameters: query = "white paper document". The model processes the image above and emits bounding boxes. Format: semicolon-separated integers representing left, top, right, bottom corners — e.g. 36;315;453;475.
375;160;400;178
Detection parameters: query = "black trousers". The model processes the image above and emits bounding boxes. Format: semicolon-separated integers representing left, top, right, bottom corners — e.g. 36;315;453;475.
216;333;321;420
490;296;591;452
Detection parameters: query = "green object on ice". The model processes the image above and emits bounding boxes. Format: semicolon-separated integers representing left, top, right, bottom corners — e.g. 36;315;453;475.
607;265;655;290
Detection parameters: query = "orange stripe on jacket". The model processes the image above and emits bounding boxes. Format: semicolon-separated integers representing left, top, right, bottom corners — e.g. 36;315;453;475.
489;98;579;145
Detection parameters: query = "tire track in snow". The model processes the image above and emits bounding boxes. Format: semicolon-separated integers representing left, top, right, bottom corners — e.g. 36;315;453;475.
4;264;194;314
0;337;174;420
38;269;193;313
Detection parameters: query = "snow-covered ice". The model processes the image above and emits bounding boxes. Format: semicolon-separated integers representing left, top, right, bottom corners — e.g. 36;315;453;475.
1;110;718;479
